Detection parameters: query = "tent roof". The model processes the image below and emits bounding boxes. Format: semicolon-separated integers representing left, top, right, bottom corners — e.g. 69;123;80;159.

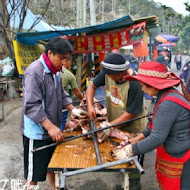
157;34;179;42
134;15;160;37
158;42;176;47
134;15;159;29
16;15;159;45
7;2;68;32
16;15;133;45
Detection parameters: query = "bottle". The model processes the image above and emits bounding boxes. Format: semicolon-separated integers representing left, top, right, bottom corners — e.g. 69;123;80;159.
86;77;90;88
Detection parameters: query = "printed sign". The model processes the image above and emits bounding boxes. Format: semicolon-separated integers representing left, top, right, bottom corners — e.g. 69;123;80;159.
13;40;44;75
68;22;146;54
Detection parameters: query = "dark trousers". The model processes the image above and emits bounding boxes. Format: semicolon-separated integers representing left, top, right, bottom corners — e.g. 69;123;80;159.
60;111;68;131
129;171;141;190
176;61;181;70
181;159;190;189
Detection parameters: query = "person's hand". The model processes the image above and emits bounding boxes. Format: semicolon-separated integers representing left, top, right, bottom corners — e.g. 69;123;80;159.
87;105;96;120
129;133;145;144
129;133;144;144
129;136;141;144
164;56;169;61
112;144;134;160
48;125;64;143
97;121;112;143
72;108;87;118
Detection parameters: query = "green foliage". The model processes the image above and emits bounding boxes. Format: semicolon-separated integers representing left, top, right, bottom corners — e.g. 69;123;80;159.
181;23;190;50
184;2;190;12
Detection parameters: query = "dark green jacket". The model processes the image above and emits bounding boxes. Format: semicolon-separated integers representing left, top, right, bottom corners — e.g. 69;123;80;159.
156;55;170;68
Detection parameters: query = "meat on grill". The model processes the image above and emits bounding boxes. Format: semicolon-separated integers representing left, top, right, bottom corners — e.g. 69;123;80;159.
65;98;133;142
65;98;107;133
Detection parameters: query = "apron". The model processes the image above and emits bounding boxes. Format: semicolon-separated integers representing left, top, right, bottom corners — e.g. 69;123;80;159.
105;75;146;133
149;90;190;190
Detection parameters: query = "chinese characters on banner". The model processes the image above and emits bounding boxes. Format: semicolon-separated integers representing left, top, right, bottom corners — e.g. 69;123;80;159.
13;21;146;74
69;22;146;54
13;40;44;75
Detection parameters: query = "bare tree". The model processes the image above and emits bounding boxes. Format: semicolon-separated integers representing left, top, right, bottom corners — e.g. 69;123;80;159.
0;0;12;59
0;0;51;59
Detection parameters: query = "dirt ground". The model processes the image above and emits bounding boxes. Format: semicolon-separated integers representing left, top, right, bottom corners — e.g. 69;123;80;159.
1;54;185;190
0;91;158;190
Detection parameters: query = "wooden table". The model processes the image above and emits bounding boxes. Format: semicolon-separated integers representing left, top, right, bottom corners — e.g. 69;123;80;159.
48;131;137;190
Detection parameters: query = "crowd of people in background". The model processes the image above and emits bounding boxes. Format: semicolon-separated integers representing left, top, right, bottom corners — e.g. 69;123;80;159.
155;48;190;93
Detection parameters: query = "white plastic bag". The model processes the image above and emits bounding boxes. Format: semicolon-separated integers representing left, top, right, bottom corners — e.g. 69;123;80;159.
2;57;15;77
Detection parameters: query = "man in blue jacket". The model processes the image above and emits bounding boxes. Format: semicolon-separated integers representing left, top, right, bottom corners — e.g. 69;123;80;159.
21;37;86;190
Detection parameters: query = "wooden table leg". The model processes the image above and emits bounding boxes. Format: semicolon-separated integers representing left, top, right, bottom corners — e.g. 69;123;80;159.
123;172;130;190
55;171;60;190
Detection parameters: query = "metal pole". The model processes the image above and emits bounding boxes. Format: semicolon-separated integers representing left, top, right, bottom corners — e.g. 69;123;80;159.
60;168;67;189
32;113;153;152
90;119;102;165
62;156;144;177
81;56;87;91
133;157;145;174
89;0;96;25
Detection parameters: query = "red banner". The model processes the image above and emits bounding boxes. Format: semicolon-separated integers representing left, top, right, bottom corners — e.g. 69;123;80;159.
133;30;149;57
68;22;146;54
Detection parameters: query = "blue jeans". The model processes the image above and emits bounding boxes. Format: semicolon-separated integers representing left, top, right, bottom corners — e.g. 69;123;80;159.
60;111;69;131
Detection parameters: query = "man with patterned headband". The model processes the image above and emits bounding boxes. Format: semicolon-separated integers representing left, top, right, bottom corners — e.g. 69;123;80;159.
113;61;190;190
86;52;147;190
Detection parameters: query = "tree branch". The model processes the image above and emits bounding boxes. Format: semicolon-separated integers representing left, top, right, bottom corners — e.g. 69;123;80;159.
27;0;51;32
